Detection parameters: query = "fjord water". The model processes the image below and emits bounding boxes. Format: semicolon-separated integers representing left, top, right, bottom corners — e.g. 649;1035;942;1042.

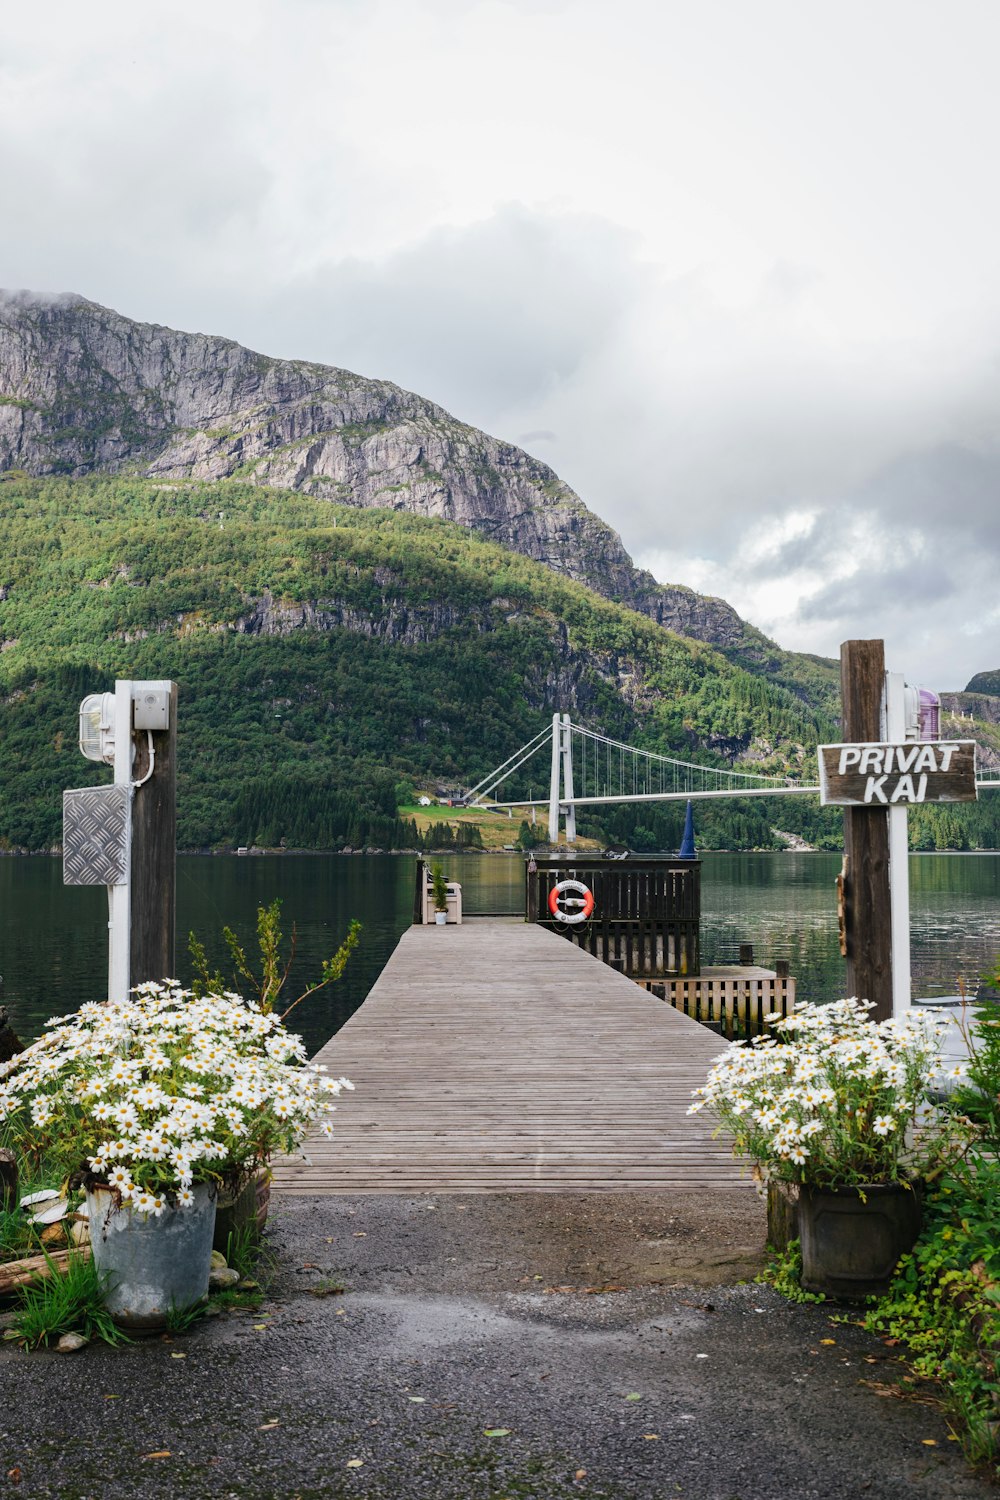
2;852;999;1053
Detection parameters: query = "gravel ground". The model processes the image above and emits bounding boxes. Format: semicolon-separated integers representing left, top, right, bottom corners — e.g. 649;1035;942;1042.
0;1190;994;1500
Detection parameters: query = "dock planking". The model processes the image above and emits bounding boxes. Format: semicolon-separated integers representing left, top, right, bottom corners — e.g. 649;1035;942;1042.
271;921;751;1194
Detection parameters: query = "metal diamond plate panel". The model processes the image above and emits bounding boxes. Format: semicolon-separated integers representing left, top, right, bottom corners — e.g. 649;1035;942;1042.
63;785;131;886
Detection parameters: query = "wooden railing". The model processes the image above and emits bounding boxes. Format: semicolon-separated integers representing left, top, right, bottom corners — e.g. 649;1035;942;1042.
526;854;700;978
642;968;795;1040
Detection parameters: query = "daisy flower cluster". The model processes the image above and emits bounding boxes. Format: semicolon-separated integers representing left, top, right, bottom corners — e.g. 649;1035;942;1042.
688;997;951;1189
0;980;352;1212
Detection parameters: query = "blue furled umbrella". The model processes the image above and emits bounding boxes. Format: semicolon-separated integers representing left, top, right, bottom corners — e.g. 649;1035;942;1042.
679;799;696;859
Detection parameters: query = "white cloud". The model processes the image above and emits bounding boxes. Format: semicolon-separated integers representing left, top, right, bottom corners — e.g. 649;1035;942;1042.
3;0;1000;688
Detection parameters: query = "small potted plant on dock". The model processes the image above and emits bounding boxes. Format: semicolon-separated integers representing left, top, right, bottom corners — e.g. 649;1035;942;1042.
688;997;969;1298
431;863;450;925
0;982;352;1329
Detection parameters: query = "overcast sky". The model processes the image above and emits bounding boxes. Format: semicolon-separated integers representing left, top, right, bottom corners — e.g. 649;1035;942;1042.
4;0;1000;690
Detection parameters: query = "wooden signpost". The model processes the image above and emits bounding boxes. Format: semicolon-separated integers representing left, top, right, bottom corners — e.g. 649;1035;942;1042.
826;641;977;1022
818;740;977;806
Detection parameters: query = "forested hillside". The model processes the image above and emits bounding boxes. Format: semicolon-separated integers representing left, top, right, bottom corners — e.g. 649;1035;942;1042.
0;477;832;852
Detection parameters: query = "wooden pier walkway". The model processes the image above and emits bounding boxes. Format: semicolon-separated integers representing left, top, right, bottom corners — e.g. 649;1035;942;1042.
271;921;749;1194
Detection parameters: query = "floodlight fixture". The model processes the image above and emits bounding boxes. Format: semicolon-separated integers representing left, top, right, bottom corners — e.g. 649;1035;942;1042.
78;692;117;765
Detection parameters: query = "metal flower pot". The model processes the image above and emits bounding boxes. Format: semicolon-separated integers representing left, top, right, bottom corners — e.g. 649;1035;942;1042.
798;1181;922;1300
213;1168;271;1254
86;1183;217;1330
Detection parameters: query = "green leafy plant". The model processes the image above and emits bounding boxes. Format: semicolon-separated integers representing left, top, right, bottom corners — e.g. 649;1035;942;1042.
757;1239;826;1304
190;898;360;1020
864;1160;1000;1471
12;1250;130;1349
947;994;1000;1155
430;863;449;913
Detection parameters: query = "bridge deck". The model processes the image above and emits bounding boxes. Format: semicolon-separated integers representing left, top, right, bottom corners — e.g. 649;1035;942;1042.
271;921;749;1194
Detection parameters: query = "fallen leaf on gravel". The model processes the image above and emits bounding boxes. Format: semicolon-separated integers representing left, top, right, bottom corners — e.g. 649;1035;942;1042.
346;1457;364;1467
582;1284;627;1294
353;1232;367;1238
484;1428;511;1437
407;1397;426;1404
253;1324;268;1331
170;1352;186;1359
643;1434;660;1441
575;1468;587;1480
922;1439;938;1447
142;1451;171;1461
820;1339;836;1346
625;1393;643;1402
258;1422;280;1431
7;1468;21;1484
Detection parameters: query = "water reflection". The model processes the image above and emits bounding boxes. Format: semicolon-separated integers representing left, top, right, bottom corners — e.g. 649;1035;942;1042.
1;851;998;1051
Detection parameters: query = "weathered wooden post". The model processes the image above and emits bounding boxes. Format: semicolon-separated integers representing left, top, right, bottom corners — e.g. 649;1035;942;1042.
129;681;178;985
840;639;893;1021
820;642;978;1021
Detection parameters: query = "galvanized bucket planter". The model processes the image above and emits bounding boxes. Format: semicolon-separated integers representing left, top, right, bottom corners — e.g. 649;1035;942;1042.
86;1183;217;1330
798;1181;922;1300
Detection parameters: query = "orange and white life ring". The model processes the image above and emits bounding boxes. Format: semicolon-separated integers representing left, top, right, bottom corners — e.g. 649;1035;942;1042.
547;879;595;925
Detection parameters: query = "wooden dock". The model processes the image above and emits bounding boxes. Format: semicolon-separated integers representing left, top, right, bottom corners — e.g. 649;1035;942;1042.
271;921;749;1194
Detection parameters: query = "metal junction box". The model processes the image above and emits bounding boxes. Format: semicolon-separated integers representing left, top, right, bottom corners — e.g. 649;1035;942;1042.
133;686;171;731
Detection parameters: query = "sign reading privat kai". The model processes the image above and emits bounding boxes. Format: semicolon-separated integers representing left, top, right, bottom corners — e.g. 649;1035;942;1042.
818;741;978;807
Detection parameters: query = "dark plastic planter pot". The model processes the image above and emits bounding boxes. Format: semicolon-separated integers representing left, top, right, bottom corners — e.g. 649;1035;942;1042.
798;1181;922;1300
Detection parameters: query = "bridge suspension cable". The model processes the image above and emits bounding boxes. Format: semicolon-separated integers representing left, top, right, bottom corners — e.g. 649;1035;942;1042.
461;713;818;842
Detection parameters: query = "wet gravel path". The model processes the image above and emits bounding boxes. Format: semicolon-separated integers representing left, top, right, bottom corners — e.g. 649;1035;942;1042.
1;1191;994;1500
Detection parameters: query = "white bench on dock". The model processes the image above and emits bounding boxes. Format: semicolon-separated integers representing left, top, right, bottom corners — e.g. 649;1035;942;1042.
271;921;748;1195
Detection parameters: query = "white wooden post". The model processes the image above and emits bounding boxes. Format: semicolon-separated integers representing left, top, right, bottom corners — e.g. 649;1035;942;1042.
884;671;912;1017
108;679;134;1003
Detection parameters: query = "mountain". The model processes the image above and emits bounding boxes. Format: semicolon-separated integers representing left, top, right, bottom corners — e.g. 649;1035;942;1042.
0;291;836;711
3;290;1000;851
964;670;1000;700
0;476;832;853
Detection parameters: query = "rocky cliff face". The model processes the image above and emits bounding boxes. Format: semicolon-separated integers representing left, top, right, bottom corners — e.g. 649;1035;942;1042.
0;290;761;655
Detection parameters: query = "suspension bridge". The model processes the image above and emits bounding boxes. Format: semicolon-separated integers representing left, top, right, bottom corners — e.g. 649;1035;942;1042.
461;712;815;843
460;711;1000;844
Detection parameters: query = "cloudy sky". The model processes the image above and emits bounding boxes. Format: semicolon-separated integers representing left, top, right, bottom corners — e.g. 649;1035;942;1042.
4;0;1000;689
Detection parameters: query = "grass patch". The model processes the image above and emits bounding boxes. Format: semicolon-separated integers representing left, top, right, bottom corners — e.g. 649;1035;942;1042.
10;1250;129;1349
